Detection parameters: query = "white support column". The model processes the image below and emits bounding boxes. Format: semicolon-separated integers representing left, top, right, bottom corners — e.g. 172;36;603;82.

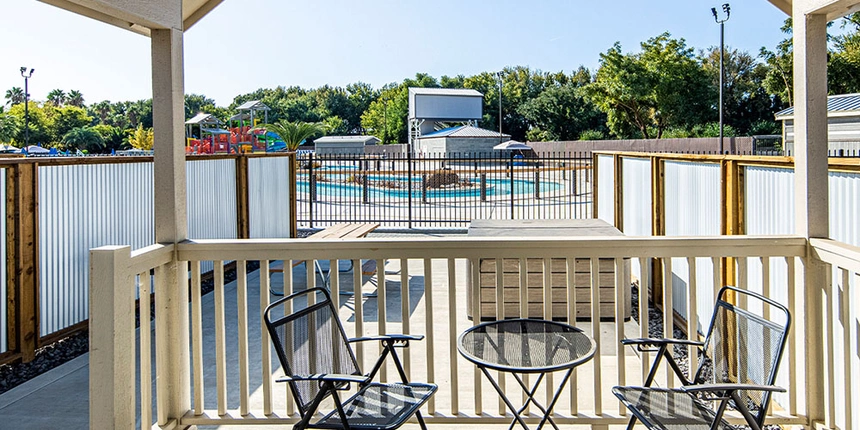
792;8;828;426
151;27;191;425
89;246;134;429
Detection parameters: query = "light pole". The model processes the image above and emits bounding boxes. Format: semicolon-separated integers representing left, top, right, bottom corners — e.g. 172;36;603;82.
20;67;34;147
712;4;730;154
496;71;503;145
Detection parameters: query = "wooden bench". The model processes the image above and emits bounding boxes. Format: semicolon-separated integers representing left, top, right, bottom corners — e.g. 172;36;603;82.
269;223;380;293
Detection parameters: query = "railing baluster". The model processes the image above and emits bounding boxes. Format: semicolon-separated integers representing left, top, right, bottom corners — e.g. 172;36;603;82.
495;258;505;415
614;257;626;416
785;256;797;415
353;259;364;368
236;261;249;416
285;260;294;417
331;259;339;307
567;257;577;415
470;257;482;415
423;259;436;414
447;258;459;415
519;258;529;415
840;268;853;428
190;261;204;416
662;258;673;388
686;257;698;376
377;259;387;382
590;258;602;415
400;258;411;378
824;266;836;428
543;258;553;408
638;257;651;383
214;261;227;415
260;260;272;416
140;271;152;429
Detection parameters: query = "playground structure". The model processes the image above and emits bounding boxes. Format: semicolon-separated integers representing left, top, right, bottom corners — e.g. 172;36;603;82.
184;100;286;154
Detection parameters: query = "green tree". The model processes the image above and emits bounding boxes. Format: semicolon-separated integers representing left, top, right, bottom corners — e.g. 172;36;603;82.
91;124;128;152
127;124;154;150
5;87;25;106
47;105;92;143
67;90;85;108
701;47;782;135
585;33;713;138
90;100;112;124
47;89;67;106
5;101;51;144
0;113;20;143
62;126;104;152
518;67;605;141
254;120;327;151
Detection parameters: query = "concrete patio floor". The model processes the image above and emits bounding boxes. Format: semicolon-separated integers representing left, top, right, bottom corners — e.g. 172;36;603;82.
0;231;645;430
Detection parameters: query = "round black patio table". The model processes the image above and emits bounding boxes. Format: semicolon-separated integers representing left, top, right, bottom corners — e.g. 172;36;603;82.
457;318;596;430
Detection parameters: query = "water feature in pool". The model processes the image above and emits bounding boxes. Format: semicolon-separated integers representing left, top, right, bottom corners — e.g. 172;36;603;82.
297;174;561;199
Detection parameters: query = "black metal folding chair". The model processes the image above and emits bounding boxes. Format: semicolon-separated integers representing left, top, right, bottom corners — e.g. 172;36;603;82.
613;286;791;430
264;287;437;430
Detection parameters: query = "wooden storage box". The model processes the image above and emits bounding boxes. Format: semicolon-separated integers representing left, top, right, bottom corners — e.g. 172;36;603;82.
467;257;630;321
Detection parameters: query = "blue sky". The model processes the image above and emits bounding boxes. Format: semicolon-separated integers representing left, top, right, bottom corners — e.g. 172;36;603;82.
2;1;791;107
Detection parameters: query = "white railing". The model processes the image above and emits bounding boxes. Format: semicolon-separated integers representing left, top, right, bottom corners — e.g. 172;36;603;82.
91;235;819;428
810;238;860;430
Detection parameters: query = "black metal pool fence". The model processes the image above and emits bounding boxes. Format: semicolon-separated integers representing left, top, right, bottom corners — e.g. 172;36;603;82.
296;151;593;228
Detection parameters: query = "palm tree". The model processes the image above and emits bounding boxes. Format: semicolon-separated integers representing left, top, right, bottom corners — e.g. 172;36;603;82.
67;90;84;108
5;87;24;105
253;120;327;151
62;126;104;153
47;89;67;106
92;100;112;124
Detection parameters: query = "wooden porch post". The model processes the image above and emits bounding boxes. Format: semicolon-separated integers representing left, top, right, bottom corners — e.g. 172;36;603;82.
151;26;191;426
792;8;828;427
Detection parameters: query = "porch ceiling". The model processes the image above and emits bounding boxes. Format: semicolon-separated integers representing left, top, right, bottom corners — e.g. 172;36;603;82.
768;0;860;20
37;0;223;36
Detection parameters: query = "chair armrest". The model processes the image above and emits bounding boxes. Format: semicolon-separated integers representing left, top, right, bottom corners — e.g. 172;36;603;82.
276;373;371;384
679;383;787;394
621;338;704;347
349;334;424;343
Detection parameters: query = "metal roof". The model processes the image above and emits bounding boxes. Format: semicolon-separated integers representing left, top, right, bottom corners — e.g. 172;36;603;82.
313;136;381;145
408;87;483;97
419;125;510;139
775;93;860;119
185;112;222;125
236;100;270;111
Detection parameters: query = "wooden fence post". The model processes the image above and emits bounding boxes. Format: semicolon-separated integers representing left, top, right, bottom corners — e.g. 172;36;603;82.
89;245;135;429
721;159;743;294
613;154;624;231
6;162;39;363
289;152;297;238
650;156;665;307
235;155;250;239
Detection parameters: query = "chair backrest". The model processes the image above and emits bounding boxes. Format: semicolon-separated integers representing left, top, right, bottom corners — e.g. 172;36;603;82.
694;286;791;427
264;287;361;414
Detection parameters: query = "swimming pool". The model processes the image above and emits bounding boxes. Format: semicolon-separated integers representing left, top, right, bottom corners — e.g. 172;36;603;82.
297;175;561;199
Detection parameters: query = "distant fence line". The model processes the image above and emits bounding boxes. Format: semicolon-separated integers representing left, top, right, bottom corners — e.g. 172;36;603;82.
296;151;594;228
0;153;295;365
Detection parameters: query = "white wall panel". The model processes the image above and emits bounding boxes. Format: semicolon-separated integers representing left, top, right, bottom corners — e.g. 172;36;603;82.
186;159;237;240
38;163;154;336
621;157;652;282
596;155;615;225
249;156;292;238
829;171;860;246
665;161;721;326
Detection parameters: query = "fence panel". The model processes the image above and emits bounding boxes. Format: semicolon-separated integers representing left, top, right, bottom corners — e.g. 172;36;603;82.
186;158;237;240
0;170;5;353
248;156;291;238
830;171;860;246
297;152;591;228
664;161;721;328
621;157;652;282
596;154;615;225
38;162;155;336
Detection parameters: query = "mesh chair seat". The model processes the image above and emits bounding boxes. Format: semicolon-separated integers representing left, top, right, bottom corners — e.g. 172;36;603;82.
612;387;734;430
317;383;437;429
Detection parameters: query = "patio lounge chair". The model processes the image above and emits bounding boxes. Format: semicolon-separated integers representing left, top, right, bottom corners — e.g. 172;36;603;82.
264;287;437;430
613;286;791;430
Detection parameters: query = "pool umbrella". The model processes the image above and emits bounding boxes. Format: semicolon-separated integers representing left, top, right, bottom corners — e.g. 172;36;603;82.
0;143;18;152
493;140;532;151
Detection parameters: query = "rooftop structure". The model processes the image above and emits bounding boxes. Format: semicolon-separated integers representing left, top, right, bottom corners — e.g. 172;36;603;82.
407;87;484;155
313;135;381;155
775;93;860;153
